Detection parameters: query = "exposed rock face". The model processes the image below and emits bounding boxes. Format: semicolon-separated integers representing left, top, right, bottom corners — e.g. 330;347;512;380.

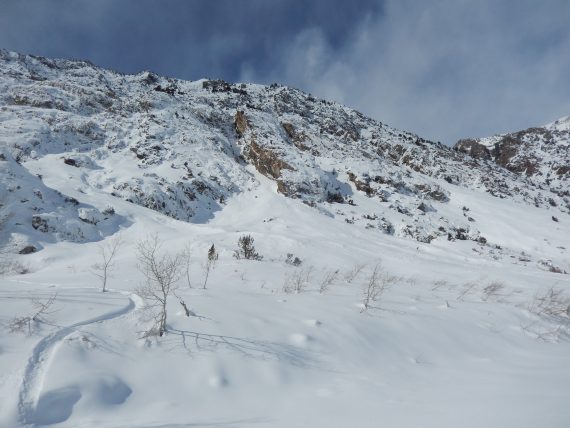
281;122;310;151
234;110;248;137
244;141;293;180
0;48;568;252
454;139;491;160
455;118;570;197
18;245;37;254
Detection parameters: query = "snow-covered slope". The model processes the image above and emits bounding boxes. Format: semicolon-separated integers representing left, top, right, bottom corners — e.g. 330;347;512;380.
455;116;570;197
0;50;569;428
0;174;569;428
0;49;567;261
0;147;124;256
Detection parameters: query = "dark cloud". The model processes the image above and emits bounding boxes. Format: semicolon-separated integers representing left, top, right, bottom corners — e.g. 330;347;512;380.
0;0;568;144
0;0;382;79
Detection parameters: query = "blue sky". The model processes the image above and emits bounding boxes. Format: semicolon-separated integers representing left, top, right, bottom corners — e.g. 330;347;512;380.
1;0;569;144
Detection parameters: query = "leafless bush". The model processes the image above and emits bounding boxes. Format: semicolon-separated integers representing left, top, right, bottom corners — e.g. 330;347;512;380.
91;234;122;292
319;269;339;294
528;287;570;319
344;263;366;283
8;293;57;335
481;281;506;301
136;235;183;337
361;264;398;312
405;277;417;287
181;244;192;288
522;287;570;342
456;282;478;301
283;266;313;294
431;279;448;291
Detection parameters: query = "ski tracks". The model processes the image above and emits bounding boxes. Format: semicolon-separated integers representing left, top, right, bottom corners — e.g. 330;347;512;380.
17;289;140;427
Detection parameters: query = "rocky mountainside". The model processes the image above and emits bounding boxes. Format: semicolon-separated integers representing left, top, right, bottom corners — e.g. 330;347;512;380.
0;49;568;264
455;117;570;197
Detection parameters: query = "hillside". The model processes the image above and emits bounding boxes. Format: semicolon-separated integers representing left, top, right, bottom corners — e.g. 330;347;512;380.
0;49;567;264
455;117;570;197
0;50;569;428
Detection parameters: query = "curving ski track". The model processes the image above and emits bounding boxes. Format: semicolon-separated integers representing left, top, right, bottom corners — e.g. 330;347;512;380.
17;290;138;427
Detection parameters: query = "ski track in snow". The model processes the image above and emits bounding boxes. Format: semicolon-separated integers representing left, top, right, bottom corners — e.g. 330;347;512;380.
17;289;139;427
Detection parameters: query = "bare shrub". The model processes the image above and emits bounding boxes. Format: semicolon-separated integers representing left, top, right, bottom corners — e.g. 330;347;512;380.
361;264;398;312
181;244;192;288
523;287;570;341
344;263;366;283
405;277;417;287
136;235;183;337
91;234;122;292
431;279;448;291
8;293;57;335
528;287;570;319
233;235;262;260
456;282;478;301
283;266;313;294
481;281;506;301
319;269;339;294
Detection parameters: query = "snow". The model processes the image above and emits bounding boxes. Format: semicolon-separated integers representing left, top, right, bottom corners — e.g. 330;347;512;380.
0;49;569;427
1;166;570;427
547;116;570;132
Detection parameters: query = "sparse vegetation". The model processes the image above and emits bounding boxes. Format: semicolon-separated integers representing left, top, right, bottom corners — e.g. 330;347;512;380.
8;293;57;335
361;264;397;312
528;287;570;320
285;253;302;266
523;287;570;341
136;235;183;337
457;282;478;301
202;244;218;289
283;266;313;294
344;263;366;283
481;281;506;301
91;234;122;292
319;269;339;294
182;244;192;288
233;235;263;260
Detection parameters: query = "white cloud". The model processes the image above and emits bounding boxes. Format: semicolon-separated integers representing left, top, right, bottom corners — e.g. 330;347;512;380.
242;0;570;144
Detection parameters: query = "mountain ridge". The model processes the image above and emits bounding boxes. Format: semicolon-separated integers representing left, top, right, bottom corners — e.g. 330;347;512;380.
0;49;568;271
454;116;569;197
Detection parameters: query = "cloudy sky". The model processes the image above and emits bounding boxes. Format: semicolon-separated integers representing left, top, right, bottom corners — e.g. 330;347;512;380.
1;0;569;144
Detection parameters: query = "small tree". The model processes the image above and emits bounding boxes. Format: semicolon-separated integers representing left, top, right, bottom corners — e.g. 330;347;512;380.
136;235;183;336
202;244;218;289
362;264;397;312
233;235;262;260
182;244;192;288
92;234;122;292
8;293;57;335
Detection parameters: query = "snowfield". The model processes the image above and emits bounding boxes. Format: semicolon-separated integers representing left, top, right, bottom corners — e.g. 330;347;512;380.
1;171;569;428
0;49;569;427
